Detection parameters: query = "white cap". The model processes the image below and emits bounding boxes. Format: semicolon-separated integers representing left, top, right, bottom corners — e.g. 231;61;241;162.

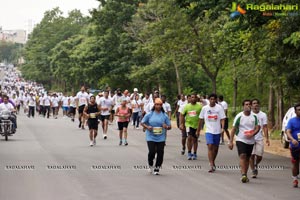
133;88;138;92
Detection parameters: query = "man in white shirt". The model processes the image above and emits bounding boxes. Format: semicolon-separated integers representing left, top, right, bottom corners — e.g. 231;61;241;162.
99;90;113;139
51;94;59;119
0;95;17;132
161;95;171;120
250;99;270;178
61;94;70;118
228;99;260;183
43;93;51;118
197;93;225;173
76;86;90;129
27;93;36;118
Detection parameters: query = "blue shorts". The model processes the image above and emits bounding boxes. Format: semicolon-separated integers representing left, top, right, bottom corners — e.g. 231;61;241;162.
62;106;69;111
205;133;221;146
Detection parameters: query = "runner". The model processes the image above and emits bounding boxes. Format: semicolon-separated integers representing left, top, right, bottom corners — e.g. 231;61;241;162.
39;93;44;116
43;93;51;118
131;94;142;129
76;86;89;129
141;98;171;175
175;94;188;155
61;94;70;118
115;98;131;145
51;93;59;119
99;90;113;139
286;103;300;188
180;94;202;160
218;95;230;145
250;98;270;178
83;96;101;146
197;93;225;172
27;92;36;118
228;99;260;183
69;93;77;122
161;95;172;120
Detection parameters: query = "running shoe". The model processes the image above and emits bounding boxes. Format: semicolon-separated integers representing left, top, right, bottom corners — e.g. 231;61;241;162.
187;153;193;160
124;142;128;146
119;141;122;145
241;175;249;183
192;154;197;160
208;166;216;173
71;118;74;122
252;169;258;178
79;122;82;128
181;148;185;155
103;134;107;139
220;141;225;145
293;180;298;188
148;166;153;174
153;168;160;175
89;141;94;147
136;127;140;130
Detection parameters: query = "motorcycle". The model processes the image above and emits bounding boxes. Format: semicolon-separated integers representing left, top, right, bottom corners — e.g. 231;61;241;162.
0;110;16;141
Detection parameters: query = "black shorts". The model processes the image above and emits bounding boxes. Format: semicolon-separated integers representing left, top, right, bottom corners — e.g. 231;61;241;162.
290;148;300;163
224;118;229;131
88;119;98;130
236;141;254;158
78;105;85;114
100;115;110;121
187;127;197;138
118;121;129;130
69;107;76;115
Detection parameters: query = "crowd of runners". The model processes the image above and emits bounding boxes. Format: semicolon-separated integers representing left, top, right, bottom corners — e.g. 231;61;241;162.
1;66;300;187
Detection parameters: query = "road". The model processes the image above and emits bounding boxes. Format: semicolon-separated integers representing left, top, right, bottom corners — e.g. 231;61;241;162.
0;112;298;200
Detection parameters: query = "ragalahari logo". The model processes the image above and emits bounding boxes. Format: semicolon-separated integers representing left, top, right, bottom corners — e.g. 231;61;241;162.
230;2;246;19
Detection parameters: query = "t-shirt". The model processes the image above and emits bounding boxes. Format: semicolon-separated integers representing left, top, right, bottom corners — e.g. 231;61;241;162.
131;99;142;113
177;100;188;113
62;96;69;107
219;101;228;117
286;117;300;149
141;111;171;142
0;102;14;111
51;97;59;107
99;97;113;116
28;96;36;107
69;96;76;108
76;91;89;106
145;102;154;114
233;112;259;144
182;103;202;129
163;102;172;113
252;111;267;141
199;104;225;134
43;96;51;106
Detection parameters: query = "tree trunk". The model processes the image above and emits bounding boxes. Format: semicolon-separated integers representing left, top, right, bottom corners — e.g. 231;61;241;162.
268;84;275;129
233;77;238;116
173;57;182;95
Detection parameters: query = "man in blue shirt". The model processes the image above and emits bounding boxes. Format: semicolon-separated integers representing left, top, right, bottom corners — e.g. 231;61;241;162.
286;103;300;188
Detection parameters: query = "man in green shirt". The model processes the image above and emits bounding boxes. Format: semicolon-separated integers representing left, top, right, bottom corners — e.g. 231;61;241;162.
180;94;202;160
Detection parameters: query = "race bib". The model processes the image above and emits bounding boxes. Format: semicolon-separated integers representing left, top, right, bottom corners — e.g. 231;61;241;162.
244;130;254;136
90;113;96;119
188;111;197;117
153;127;163;135
208;115;218;121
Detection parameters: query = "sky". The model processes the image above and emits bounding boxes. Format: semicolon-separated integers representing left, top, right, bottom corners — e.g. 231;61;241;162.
0;0;100;30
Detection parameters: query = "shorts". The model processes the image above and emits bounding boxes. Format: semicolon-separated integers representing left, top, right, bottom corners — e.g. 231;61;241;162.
78;105;85;114
62;106;69;111
187;127;197;139
206;133;221;146
290;148;300;163
100;115;110;121
118;121;129;130
69;107;76;115
224;118;229;131
88;119;98;130
236;141;254;158
252;140;264;156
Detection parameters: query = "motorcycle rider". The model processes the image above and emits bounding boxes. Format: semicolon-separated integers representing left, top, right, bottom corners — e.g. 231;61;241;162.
0;95;17;132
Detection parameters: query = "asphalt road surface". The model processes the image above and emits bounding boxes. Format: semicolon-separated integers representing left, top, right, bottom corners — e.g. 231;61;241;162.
0;112;298;200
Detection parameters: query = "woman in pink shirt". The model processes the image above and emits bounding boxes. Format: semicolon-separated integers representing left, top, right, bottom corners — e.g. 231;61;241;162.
115;98;132;145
